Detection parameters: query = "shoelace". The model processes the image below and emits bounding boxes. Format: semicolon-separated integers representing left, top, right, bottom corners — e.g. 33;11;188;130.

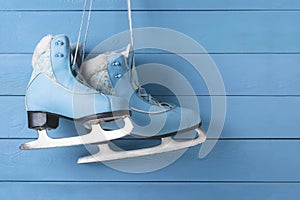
73;0;173;111
136;87;174;109
73;0;94;68
127;0;173;111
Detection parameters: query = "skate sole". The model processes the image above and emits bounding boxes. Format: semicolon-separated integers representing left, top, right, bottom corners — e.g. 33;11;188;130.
78;127;206;163
103;123;202;140
20;110;133;150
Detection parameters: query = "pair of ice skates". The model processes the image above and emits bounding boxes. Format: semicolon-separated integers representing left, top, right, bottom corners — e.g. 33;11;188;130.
19;34;206;164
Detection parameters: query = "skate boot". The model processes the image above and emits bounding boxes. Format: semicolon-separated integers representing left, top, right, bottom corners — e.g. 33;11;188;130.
73;45;206;163
20;34;133;150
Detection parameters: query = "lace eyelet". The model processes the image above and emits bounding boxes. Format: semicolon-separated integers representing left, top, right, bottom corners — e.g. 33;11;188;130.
55;40;64;46
112;61;121;66
114;73;122;78
55;53;64;58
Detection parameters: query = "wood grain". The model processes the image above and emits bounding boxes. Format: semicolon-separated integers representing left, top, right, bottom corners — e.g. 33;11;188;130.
0;182;299;200
2;54;300;95
1;139;300;181
1;96;300;139
1;11;300;53
1;0;300;10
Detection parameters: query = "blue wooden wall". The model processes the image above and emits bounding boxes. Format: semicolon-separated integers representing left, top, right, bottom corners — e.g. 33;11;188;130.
1;0;300;199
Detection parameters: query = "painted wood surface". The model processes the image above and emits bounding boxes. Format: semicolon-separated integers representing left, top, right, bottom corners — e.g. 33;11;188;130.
1;11;300;53
1;96;299;139
1;1;300;199
1;140;300;181
1;0;300;10
1;54;300;95
0;182;300;200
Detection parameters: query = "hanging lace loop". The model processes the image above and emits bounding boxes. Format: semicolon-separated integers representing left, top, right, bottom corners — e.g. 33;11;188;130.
127;0;173;110
73;0;94;67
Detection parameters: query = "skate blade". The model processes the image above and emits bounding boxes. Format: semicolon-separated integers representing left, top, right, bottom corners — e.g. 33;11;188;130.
78;128;206;164
20;117;133;150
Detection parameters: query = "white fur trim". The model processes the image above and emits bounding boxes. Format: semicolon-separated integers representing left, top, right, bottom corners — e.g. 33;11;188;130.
32;35;52;67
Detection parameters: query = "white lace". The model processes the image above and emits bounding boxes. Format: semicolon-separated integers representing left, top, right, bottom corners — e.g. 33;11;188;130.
73;0;173;113
73;0;94;67
127;0;173;112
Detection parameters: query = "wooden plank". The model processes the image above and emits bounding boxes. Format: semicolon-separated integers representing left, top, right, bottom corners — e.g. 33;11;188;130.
2;140;300;181
1;96;300;139
1;11;300;53
0;182;300;200
0;55;30;95
1;0;300;11
2;54;300;96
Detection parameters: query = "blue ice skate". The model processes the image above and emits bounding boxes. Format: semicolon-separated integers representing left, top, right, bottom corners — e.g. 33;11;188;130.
20;35;133;150
74;45;206;163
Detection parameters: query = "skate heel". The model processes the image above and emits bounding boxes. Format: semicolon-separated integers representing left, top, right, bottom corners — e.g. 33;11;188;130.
27;111;59;130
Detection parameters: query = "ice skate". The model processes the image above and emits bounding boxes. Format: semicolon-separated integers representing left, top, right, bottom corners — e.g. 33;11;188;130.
19;34;133;150
71;0;206;163
74;46;206;163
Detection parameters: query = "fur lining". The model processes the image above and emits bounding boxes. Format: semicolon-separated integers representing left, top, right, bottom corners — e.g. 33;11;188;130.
32;35;52;67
